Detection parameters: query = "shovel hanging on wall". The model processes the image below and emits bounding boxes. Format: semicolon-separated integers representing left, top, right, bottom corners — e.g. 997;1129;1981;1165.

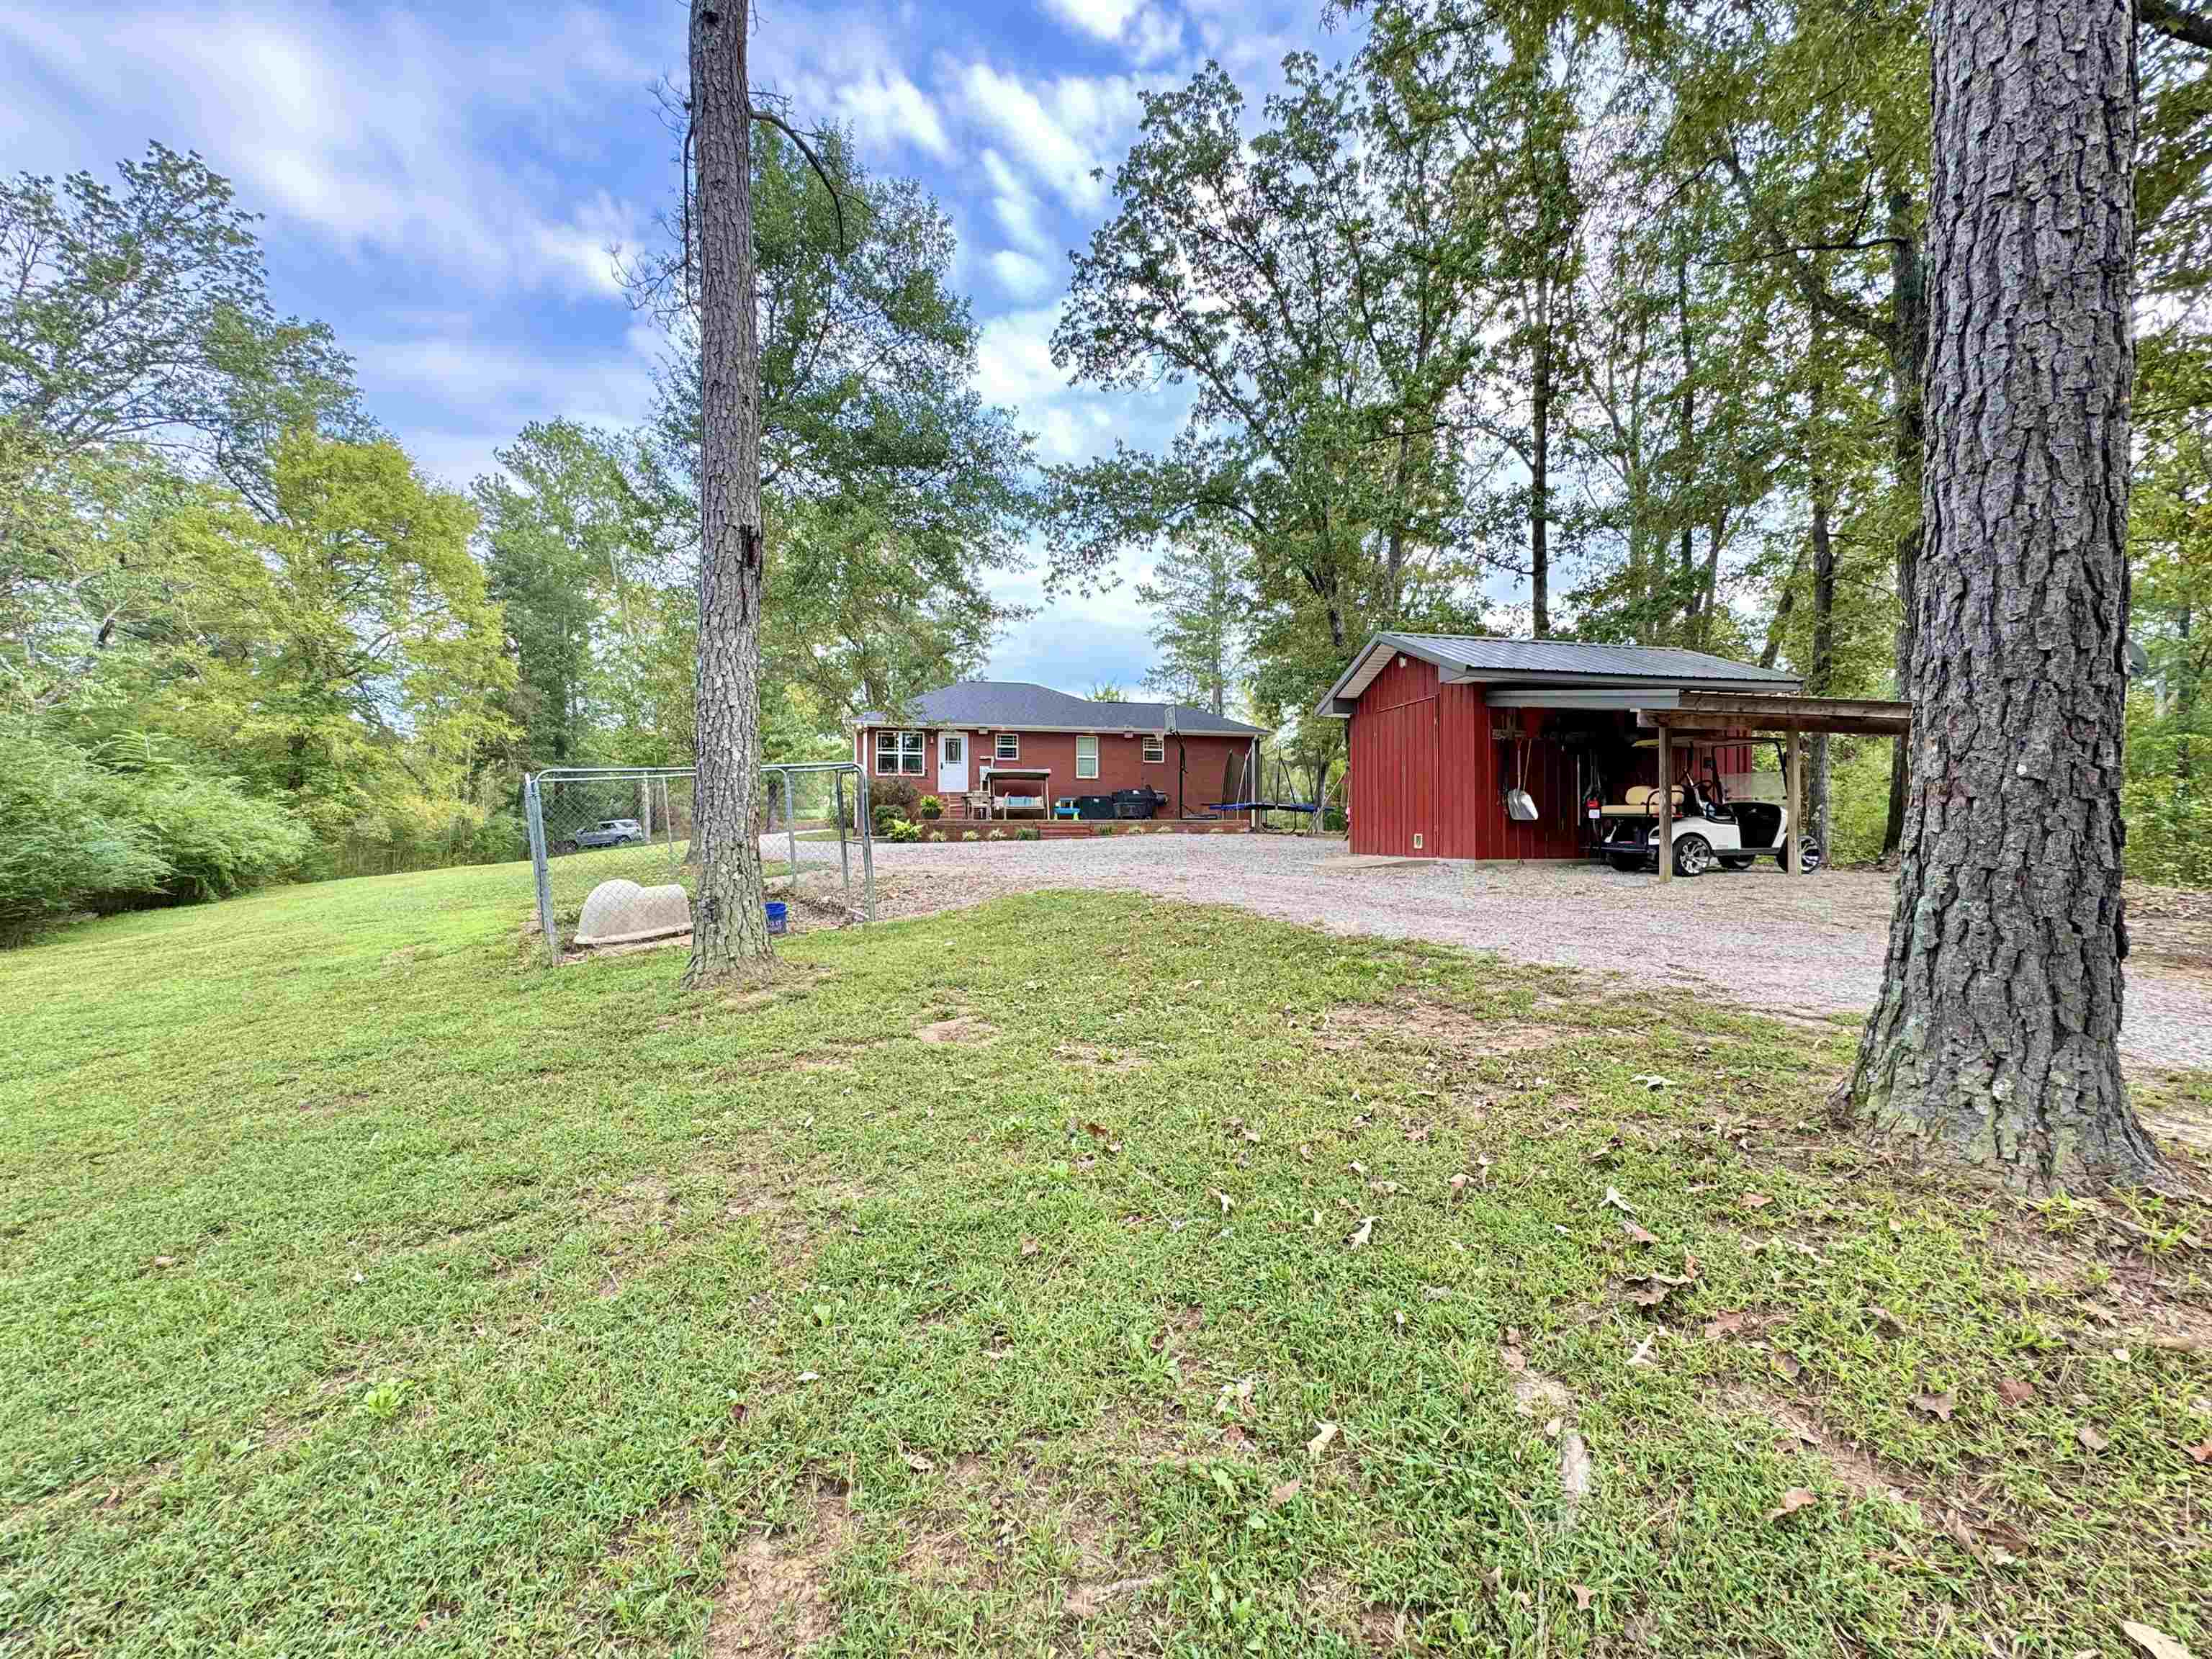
1504;734;1539;822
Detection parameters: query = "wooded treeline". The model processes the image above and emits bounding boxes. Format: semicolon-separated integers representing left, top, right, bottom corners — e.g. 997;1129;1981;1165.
1091;0;2212;876
1;130;1035;938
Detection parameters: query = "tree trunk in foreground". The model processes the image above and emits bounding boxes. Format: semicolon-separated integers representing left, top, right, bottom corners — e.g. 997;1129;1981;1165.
683;0;773;985
1840;0;2159;1185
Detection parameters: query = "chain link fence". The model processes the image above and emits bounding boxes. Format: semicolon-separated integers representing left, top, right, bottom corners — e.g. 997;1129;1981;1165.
523;763;873;963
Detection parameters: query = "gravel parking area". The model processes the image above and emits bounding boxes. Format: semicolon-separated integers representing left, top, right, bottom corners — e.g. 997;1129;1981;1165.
856;834;2212;1074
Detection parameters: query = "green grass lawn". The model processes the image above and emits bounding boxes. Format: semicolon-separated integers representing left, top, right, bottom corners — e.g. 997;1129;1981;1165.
2;861;2208;1658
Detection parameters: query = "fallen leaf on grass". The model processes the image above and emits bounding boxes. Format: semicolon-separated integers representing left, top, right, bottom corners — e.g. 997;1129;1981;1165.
2190;1440;2212;1465
796;1371;821;1384
1621;1218;1658;1245
1996;1377;2035;1406
1501;1346;1527;1373
1702;1311;1747;1341
1601;1185;1636;1215
1740;1192;1772;1210
1083;1120;1110;1139
1267;1479;1302;1506
1020;1237;1040;1257
152;1256;174;1269
903;1452;934;1473
1627;1332;1657;1367
1542;1416;1563;1439
1306;1421;1339;1460
2078;1426;2110;1454
1449;1172;1470;1197
1767;1487;1817;1521
1572;1583;1594;1611
1771;1352;1803;1382
2121;1621;2195;1659
1213;1190;1233;1217
1866;1305;1909;1339
1912;1391;1956;1423
1630;1074;1672;1091
1346;1215;1377;1249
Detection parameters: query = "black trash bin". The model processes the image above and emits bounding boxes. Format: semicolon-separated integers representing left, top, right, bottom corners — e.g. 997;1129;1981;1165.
1076;794;1118;820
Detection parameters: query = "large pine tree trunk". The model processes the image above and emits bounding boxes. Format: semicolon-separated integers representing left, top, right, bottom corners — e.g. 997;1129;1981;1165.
683;0;773;986
1881;189;1927;858
1809;335;1837;851
1840;0;2158;1185
1530;269;1552;638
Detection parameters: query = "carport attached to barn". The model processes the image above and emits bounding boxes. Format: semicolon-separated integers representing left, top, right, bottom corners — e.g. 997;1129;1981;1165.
1316;633;1904;863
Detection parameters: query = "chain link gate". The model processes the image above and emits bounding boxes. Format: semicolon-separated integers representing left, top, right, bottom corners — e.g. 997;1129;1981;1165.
523;763;873;963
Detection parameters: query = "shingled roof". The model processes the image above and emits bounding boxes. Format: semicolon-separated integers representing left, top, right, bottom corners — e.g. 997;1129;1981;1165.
1318;631;1799;714
857;680;1267;737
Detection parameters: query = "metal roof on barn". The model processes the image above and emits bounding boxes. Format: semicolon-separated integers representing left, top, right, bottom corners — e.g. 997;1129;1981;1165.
858;680;1268;737
1317;631;1801;715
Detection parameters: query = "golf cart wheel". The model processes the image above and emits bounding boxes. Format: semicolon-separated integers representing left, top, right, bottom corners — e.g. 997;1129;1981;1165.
1604;851;1645;873
1797;836;1824;873
1673;833;1714;877
1719;855;1755;871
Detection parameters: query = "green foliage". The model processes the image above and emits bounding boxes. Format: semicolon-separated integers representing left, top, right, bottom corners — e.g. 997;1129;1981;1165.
882;817;921;844
87;751;313;909
0;725;166;941
917;794;943;820
1016;825;1041;841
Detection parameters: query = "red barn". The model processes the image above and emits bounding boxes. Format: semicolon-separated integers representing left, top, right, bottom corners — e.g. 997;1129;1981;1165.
855;682;1267;824
1316;633;1801;859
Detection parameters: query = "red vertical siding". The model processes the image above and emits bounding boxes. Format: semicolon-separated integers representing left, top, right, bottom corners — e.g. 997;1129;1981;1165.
1346;653;1439;855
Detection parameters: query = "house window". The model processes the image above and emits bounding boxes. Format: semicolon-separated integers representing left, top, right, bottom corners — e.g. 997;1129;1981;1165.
875;729;925;775
1076;734;1100;779
1143;734;1166;763
994;732;1020;760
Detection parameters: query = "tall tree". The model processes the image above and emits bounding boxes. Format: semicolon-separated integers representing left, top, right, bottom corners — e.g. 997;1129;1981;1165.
637;130;1033;727
1137;532;1249;715
683;0;775;981
1839;0;2159;1183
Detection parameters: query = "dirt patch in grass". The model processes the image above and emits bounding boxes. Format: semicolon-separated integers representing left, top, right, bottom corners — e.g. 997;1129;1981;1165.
1300;1573;1406;1653
1724;1386;1915;1509
915;1015;997;1046
706;1485;853;1657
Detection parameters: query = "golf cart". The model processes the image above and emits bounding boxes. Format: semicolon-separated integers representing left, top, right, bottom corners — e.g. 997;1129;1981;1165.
1591;741;1821;877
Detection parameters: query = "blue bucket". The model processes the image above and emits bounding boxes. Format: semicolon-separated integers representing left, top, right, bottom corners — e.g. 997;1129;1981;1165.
764;901;788;936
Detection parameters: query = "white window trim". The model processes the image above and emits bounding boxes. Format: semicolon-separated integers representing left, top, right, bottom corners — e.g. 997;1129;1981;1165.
1142;734;1166;763
994;732;1020;760
875;729;925;776
1075;734;1100;780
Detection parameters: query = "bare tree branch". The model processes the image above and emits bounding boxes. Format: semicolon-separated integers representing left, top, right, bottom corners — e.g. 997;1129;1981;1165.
2143;0;2212;51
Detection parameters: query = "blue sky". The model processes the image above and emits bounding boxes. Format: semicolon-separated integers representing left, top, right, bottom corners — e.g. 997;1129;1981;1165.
0;0;1357;695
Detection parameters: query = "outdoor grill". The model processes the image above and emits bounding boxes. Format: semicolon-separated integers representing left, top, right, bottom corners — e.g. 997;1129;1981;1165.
1112;787;1168;819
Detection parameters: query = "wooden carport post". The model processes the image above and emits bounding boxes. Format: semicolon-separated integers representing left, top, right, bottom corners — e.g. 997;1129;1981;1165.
1655;718;1673;883
1784;725;1802;875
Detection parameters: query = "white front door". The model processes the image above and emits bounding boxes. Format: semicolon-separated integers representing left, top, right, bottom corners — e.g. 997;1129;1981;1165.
937;732;969;796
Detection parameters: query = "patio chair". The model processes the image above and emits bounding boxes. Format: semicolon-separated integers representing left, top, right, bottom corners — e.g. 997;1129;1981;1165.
1053;798;1079;821
963;790;994;821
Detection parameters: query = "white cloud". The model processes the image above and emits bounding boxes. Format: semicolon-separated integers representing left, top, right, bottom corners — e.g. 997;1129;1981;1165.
989;250;1055;301
0;4;649;298
1040;0;1183;65
980;150;1054;255
953;62;1140;215
832;66;953;162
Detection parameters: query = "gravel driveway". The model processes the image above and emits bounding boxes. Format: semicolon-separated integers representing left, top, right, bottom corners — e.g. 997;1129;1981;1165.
852;835;2212;1074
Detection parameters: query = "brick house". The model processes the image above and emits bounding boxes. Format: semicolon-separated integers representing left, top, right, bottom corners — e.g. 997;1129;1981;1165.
854;681;1268;822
